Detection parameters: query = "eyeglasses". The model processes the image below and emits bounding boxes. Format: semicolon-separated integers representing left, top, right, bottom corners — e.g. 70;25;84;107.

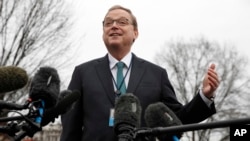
103;17;131;27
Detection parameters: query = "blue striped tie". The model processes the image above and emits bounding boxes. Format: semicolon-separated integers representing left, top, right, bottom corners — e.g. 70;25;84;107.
116;62;126;94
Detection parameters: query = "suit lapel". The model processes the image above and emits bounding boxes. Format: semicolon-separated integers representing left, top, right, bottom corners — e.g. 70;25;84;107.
127;54;146;94
94;54;146;105
95;55;116;106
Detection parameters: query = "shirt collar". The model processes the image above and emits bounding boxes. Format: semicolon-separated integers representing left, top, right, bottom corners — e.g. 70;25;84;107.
108;52;132;69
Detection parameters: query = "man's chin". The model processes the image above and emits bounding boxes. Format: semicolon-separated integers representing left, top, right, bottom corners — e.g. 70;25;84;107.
109;41;121;47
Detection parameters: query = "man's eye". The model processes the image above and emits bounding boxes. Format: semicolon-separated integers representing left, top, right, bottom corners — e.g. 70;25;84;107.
120;21;126;24
118;20;128;25
105;21;112;25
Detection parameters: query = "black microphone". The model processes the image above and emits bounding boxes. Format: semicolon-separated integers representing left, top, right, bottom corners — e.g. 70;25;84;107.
29;66;60;126
144;102;182;141
29;66;60;109
41;90;81;126
0;66;28;93
114;93;142;141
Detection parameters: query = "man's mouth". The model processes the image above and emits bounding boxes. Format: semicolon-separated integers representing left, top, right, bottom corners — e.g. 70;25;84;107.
110;33;121;36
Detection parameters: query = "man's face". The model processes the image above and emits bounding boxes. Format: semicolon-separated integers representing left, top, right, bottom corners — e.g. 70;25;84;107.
102;9;138;51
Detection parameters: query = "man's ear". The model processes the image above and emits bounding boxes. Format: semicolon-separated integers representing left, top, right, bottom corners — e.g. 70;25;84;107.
133;30;139;42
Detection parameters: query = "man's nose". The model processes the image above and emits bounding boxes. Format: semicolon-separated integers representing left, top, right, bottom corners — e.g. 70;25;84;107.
111;21;118;26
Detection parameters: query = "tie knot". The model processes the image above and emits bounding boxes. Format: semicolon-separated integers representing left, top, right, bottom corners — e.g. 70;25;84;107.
116;62;124;68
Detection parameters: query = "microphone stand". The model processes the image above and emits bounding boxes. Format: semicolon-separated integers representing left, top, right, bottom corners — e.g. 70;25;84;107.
135;117;250;138
0;122;21;137
0;100;43;141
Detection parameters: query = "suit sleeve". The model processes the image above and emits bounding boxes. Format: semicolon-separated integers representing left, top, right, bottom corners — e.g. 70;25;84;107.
161;69;216;124
178;93;216;124
60;67;83;141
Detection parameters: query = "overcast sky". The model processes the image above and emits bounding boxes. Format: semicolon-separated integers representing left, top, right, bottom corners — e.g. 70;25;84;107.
62;0;250;84
66;0;250;60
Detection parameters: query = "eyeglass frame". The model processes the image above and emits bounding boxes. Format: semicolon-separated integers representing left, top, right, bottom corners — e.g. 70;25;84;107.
102;17;132;27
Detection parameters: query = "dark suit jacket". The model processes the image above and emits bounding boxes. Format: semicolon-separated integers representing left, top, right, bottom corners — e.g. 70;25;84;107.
60;54;216;141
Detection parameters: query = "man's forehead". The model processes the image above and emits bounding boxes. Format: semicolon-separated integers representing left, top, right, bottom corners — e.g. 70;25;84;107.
105;9;131;18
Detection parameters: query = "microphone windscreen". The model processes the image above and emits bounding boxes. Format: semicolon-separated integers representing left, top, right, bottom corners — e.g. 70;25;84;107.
0;66;28;93
57;89;74;113
29;67;60;109
144;102;182;139
114;93;142;134
41;90;80;126
145;102;182;127
58;89;71;102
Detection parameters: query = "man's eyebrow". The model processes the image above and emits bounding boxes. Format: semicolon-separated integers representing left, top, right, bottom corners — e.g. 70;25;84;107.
104;16;128;20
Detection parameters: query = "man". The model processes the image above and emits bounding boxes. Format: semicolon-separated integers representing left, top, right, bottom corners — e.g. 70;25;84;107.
60;5;220;141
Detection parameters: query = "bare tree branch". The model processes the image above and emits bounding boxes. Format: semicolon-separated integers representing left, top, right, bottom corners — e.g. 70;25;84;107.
154;36;250;141
0;0;80;102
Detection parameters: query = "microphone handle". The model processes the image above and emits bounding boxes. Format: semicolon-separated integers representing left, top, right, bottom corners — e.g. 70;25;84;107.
14;131;29;141
34;100;45;125
172;135;179;141
0;100;27;110
0;116;24;122
12;100;45;141
18;99;45;138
